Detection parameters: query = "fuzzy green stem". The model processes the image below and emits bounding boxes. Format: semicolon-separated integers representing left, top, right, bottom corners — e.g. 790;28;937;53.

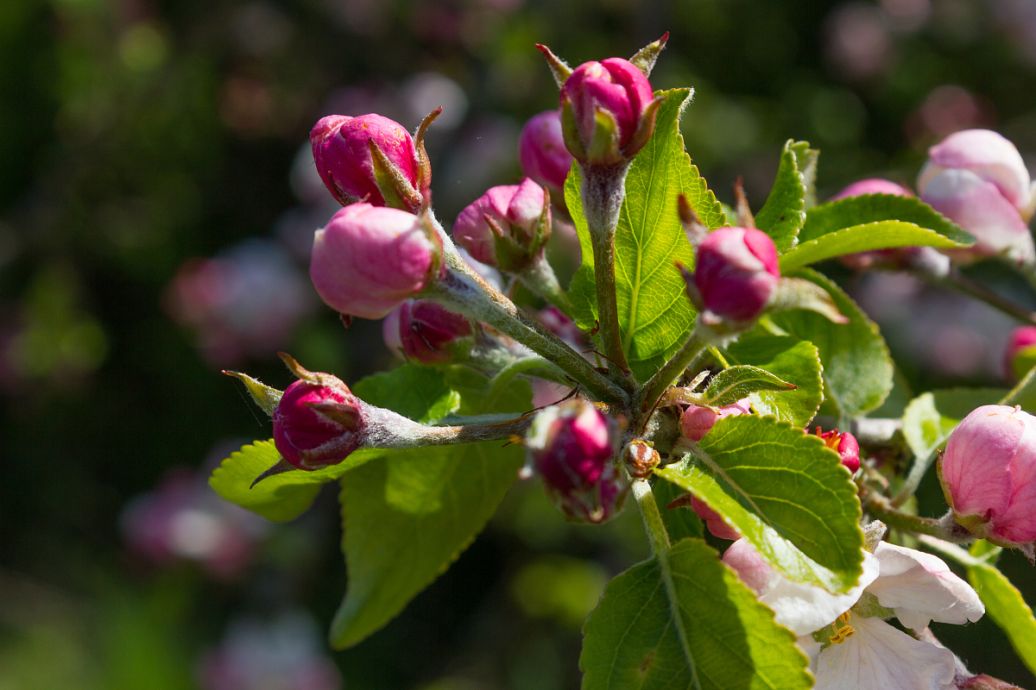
582;163;632;380
632;477;671;555
519;253;573;313
635;329;708;422
862;490;972;543
429;251;628;404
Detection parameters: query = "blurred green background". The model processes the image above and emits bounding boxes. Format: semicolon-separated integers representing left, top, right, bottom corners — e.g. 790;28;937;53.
2;0;1035;687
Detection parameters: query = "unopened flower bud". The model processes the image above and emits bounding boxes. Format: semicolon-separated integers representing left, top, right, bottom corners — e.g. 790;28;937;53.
310;113;421;211
526;400;626;523
680;399;751;442
692;227;780;323
454;178;551;272
1004;326;1036;381
829;179;919;271
831;178;913;201
918;130;1036;264
560;57;657;165
273;376;364;470
518;110;573;197
310;203;442;319
690;496;740;540
941;405;1036;547
814;427;861;473
383;299;472;364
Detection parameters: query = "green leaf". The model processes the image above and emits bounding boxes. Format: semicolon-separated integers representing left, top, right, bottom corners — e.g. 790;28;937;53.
799;193;974;245
565;88;727;379
966;541;1036;675
900;388;1006;462
701;365;796;407
724;334;824;427
657;415;864;592
756;140;811;252
779;221;970;273
771;269;893;419
330;377;531;648
580;538;811;690
651;476;704;542
209;364;460;521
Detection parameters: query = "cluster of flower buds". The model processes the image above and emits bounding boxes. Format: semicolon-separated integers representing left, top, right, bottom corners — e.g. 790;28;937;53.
558;56;659;167
311;113;425;212
518;110;573;200
813;426;861;473
383;299;473;364
940;404;1036;551
525;399;626;523
454;178;552;272
688;227;781;326
918;129;1036;265
1003;326;1036;381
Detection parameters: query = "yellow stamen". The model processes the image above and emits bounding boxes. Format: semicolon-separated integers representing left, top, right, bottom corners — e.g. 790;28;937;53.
829;612;856;645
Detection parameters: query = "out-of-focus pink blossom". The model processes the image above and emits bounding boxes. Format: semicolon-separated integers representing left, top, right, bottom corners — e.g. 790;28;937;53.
832;178;913;200
518;110;572;196
1003;326;1036;381
941;404;1036;546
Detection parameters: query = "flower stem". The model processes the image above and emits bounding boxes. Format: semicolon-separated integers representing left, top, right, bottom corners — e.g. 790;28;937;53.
519;254;573;313
632;477;671;556
915;267;1036;326
364;403;532;447
582;163;632;380
431;251;629;404
635;328;708;422
861;489;972;543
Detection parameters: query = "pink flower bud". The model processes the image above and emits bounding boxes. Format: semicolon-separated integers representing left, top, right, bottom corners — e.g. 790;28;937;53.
526;400;626;523
1004;326;1036;381
919;129;1034;217
680;399;752;442
273;376;364;470
831;178;913;201
382;299;472;364
815;427;861;473
941;405;1036;546
560;58;656;164
693;227;780;322
310;113;420;209
518;110;573;195
690;496;740;540
453;178;551;271
920;168;1035;264
310;203;441;319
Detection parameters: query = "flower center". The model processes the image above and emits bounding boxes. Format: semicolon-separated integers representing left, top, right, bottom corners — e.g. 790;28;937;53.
828;612;856;645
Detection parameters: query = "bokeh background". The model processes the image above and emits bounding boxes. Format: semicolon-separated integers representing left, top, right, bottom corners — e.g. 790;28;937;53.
3;0;1036;688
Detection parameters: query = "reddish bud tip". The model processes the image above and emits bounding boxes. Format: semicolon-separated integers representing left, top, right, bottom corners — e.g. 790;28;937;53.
273;377;364;470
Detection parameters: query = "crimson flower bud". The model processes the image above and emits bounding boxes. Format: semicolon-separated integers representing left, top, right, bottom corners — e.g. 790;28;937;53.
693;227;780;323
453;178;551;272
1004;326;1036;381
918;129;1036;264
382;299;472;364
310;113;421;211
518;110;573;196
690;496;740;540
273;376;364;470
680;399;751;442
560;57;657;165
310;203;442;319
814;427;861;473
941;405;1036;547
526;400;626;524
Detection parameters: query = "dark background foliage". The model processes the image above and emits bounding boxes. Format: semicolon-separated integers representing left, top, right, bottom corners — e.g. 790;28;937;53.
2;0;1035;687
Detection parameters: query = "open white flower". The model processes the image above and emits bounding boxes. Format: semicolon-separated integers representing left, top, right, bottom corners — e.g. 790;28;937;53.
723;539;984;690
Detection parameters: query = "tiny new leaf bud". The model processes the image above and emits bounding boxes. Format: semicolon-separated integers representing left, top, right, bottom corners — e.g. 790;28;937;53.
940;405;1036;548
624;439;659;479
453;179;551;272
310;113;421;211
560;57;657;165
222;370;282;416
815;427;861;473
310;203;442;319
518;110;573;198
383;299;473;364
526;400;626;524
272;375;364;471
692;227;780;324
1004;326;1036;381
